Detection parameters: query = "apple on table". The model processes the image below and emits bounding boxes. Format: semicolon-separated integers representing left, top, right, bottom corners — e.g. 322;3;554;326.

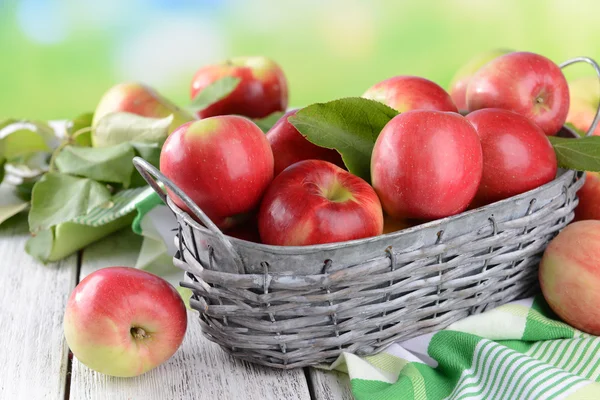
190;56;288;119
64;267;187;377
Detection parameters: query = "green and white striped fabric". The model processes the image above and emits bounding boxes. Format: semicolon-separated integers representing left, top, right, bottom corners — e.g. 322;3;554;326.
329;296;600;400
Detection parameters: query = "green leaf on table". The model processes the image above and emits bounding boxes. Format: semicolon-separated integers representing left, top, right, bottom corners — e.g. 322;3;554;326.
25;229;53;262
0;183;29;225
188;76;241;114
253;111;285;133
54;143;135;187
67;112;94;147
549;136;600;172
28;172;112;232
288;97;399;181
0;156;5;184
92;112;173;148
1;127;51;160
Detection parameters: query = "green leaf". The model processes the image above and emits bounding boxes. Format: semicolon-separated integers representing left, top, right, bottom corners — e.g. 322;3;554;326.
189;76;241;113
1;128;50;159
67;112;94;147
549;136;600;171
54;143;135;187
289;97;399;181
92;112;173;148
28;173;112;232
25;229;53;262
0;156;5;184
253;111;286;133
129;141;162;187
0;183;29;225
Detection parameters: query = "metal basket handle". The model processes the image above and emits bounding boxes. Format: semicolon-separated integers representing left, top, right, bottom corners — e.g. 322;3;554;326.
559;56;600;137
132;157;244;272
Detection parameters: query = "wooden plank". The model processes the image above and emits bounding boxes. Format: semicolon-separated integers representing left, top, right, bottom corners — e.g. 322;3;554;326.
70;229;312;400
308;368;354;400
0;215;78;399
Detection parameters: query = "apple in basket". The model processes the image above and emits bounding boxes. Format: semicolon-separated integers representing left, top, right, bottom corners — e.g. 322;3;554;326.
266;109;344;176
566;77;600;221
371;110;483;220
91;82;195;146
362;75;458;113
63;267;187;377
466;108;557;206
258;160;383;246
448;49;513;111
160;115;274;229
190;56;288;119
539;220;600;335
466;51;570;136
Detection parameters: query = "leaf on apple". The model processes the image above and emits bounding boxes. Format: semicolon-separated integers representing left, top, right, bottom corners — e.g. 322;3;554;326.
289;98;399;181
253;111;285;133
92;112;173;148
28;172;112;232
55;143;136;188
188;76;241;113
549;136;600;172
67;112;94;147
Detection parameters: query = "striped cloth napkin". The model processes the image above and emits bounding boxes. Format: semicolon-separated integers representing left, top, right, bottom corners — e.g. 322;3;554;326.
331;296;600;400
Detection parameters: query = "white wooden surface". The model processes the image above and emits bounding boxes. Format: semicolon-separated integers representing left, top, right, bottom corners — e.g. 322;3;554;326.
69;229;315;400
0;215;78;399
309;369;354;400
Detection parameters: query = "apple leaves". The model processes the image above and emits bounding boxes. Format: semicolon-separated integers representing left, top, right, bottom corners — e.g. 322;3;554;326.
92;112;173;147
289;98;399;181
549;136;600;172
28;173;112;232
253;111;285;133
189;76;241;114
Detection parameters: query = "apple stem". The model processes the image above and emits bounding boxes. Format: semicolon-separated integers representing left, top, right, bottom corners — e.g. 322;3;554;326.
130;326;149;340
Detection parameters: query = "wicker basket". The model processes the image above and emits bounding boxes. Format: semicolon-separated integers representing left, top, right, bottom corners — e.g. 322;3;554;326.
134;54;600;368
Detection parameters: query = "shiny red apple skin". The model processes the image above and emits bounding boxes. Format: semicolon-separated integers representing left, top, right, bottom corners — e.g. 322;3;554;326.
190;56;288;119
63;267;187;377
258;160;383;246
466;108;558;205
466;52;569;136
266;109;344;176
371;110;482;220
363;76;458;113
539;220;600;335
448;49;513;111
160;116;274;229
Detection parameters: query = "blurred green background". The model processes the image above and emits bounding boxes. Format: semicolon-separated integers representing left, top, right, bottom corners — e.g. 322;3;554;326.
0;0;598;120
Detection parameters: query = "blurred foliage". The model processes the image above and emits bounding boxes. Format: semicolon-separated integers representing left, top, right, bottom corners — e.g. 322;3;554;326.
1;0;599;119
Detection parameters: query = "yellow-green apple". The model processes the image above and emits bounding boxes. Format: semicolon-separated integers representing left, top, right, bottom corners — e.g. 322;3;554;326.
466;52;570;136
258;160;383;246
190;56;288;119
266;109;344;176
539;220;600;335
371;110;482;220
362;76;458;113
63;267;187;377
160;116;274;229
91;82;195;145
448;49;512;111
466;108;557;205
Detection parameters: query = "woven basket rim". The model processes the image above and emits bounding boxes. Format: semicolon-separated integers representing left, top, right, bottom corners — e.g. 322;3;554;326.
169;167;582;255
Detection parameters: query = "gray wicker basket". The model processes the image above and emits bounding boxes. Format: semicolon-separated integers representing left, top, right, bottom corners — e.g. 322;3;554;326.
132;58;599;369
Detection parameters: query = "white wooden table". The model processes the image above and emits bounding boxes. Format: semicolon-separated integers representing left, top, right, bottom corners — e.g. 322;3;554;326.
0;215;354;400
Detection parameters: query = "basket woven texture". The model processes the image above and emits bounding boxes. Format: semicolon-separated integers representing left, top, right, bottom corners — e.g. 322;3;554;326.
135;143;584;369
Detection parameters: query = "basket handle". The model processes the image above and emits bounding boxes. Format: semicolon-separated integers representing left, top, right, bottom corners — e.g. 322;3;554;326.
133;157;244;272
559;56;600;137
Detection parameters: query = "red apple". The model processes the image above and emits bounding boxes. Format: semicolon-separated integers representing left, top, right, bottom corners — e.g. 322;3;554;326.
258;160;383;246
448;49;513;111
190;56;288;119
63;267;187;377
539;220;600;335
371;110;482;220
91;82;195;146
466;108;558;205
160;116;274;229
466;52;570;136
266;109;344;176
363;76;458;113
